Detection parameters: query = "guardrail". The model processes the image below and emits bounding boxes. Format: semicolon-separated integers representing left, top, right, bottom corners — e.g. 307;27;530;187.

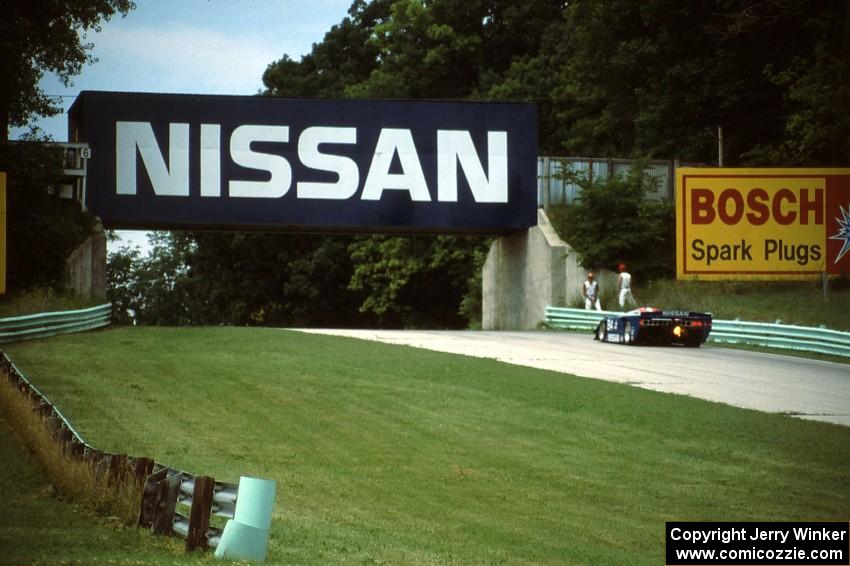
0;351;273;557
543;306;850;358
137;467;239;551
0;303;112;344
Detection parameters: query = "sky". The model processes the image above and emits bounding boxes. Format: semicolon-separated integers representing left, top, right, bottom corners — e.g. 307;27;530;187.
12;0;354;252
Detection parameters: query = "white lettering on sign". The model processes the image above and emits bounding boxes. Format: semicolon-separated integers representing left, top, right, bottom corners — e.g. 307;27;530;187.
114;121;509;202
296;126;359;200
229;125;291;198
116;122;190;196
437;130;507;203
200;123;221;197
361;128;430;202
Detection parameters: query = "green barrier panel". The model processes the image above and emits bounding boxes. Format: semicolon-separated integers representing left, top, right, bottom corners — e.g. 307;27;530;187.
233;476;276;529
214;521;269;562
214;476;276;562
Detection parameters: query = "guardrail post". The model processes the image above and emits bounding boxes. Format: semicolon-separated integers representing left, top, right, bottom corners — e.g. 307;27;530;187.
138;467;168;528
151;472;181;535
186;475;215;551
131;457;154;489
107;453;128;487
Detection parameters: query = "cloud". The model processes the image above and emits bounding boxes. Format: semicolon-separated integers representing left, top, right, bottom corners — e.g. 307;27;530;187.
88;23;301;95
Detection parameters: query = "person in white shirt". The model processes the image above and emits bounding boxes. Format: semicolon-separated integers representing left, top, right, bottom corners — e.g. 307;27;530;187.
617;263;634;308
583;271;601;311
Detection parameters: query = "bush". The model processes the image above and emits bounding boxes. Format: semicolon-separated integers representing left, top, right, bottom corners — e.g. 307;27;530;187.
548;164;675;283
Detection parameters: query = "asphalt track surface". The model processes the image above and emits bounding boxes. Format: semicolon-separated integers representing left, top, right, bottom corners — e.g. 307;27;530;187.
295;329;850;427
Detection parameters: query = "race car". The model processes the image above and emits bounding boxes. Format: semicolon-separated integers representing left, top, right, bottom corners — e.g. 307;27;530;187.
594;308;712;347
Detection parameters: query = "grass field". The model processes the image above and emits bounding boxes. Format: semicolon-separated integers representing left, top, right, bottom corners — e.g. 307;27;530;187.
3;326;849;564
638;280;850;331
0;401;213;565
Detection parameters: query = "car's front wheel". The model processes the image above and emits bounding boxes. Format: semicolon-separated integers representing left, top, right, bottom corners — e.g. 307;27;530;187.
623;321;633;345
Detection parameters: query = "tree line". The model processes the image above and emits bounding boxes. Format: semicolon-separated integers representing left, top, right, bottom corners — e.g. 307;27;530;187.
4;0;848;326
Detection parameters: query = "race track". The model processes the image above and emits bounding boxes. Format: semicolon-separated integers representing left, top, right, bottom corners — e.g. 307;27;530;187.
294;329;850;427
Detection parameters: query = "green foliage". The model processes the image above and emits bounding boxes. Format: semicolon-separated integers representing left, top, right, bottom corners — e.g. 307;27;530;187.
0;287;97;318
348;235;489;328
264;0;564;100
0;0;135;138
5;328;849;563
490;0;849;164
262;0;389;98
105;236;140;325
549;165;675;282
108;232;487;329
184;232;371;327
0;401;220;565
638;279;850;331
0;136;95;292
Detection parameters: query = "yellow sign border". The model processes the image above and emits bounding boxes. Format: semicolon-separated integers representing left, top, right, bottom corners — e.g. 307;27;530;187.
676;167;850;281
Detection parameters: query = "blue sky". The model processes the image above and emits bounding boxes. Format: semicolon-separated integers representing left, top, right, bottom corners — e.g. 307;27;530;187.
15;0;353;141
13;0;354;250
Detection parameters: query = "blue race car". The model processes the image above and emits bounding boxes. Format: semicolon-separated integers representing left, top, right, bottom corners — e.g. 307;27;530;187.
594;308;712;347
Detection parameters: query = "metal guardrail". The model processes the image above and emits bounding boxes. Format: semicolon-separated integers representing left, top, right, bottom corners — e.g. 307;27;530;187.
544;306;850;358
0;303;111;343
138;466;239;550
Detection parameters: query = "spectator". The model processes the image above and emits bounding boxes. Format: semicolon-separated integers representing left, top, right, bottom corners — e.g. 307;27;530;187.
617;263;635;308
583;271;601;311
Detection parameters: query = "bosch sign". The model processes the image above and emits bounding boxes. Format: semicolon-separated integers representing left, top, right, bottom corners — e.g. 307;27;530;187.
68;91;538;234
677;168;850;279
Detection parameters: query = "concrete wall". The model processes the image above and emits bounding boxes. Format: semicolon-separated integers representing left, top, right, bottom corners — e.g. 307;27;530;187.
66;222;107;300
482;209;585;330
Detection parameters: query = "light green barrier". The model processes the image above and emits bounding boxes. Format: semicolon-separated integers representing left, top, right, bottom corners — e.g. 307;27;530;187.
544;306;850;357
215;476;277;562
0;303;112;344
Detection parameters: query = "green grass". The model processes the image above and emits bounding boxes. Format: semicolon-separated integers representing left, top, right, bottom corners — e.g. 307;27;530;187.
0;287;100;318
633;279;850;331
571;277;850;332
4;326;850;564
0;395;218;565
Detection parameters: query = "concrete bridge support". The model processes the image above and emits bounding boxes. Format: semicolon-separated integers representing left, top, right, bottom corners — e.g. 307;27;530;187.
482;209;585;330
66;221;107;300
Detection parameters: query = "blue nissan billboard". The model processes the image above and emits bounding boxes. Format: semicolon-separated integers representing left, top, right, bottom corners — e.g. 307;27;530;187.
69;92;537;234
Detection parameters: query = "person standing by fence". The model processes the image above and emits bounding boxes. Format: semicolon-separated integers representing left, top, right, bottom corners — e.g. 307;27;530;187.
617;263;635;308
583;272;601;311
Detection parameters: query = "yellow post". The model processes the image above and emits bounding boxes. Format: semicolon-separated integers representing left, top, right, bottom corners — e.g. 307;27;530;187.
0;172;5;294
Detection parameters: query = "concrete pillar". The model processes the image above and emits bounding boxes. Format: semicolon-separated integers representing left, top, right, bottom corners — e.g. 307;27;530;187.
482;209;584;330
65;220;107;300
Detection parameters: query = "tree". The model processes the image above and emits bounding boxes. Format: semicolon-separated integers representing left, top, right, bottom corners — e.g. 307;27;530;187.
549;165;676;283
492;0;849;165
105;236;141;324
184;232;373;327
0;0;135;140
347;235;488;328
262;0;391;98
0;134;95;292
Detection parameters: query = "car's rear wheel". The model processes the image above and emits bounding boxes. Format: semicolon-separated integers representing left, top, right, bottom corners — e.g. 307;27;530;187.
595;322;607;341
623;321;633;345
